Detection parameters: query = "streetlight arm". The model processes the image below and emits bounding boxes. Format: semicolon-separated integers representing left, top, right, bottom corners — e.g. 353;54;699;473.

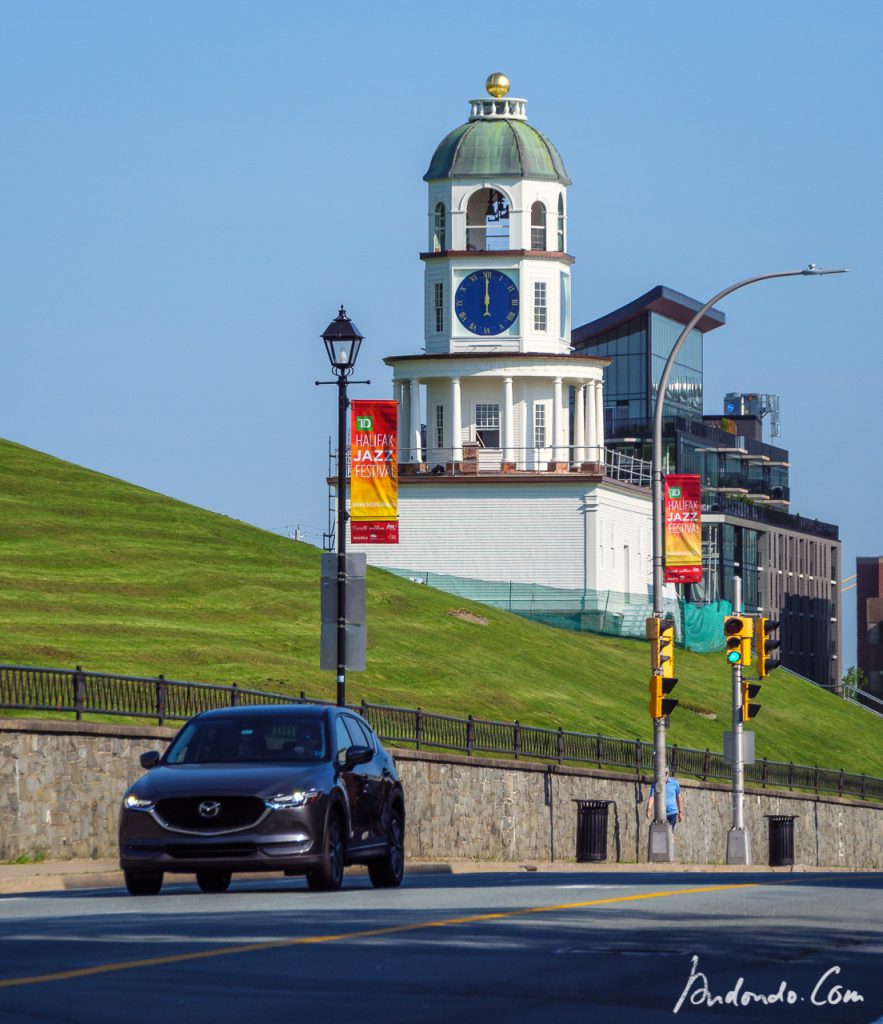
646;264;846;843
651;266;847;616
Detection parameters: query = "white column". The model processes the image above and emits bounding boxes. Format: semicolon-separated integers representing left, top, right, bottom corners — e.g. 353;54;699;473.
574;384;586;465
398;380;410;463
552;377;564;464
594;376;605;459
409;378;422;464
586;379;598;460
451;377;462;462
503;377;515;465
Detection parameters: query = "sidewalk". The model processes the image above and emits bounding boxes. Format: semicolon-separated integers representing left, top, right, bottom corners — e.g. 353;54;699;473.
0;858;835;896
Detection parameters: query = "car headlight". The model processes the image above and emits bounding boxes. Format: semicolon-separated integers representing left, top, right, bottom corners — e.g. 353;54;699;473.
124;794;155;811
265;789;319;810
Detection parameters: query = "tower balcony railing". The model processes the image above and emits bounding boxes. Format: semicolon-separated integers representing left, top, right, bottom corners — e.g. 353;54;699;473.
390;444;652;487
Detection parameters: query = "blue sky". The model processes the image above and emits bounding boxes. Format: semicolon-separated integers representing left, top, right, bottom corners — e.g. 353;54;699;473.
2;1;880;667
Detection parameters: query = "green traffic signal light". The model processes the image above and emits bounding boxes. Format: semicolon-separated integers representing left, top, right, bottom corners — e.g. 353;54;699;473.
723;615;753;666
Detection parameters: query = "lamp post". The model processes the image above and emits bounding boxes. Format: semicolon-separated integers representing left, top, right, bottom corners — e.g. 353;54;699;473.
318;306;367;708
647;264;847;862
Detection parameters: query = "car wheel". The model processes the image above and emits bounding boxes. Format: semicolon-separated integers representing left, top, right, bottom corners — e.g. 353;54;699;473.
368;807;405;888
196;870;232;894
124;869;163;896
306;811;345;892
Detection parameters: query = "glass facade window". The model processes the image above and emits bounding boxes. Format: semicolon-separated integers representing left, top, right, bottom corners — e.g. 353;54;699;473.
650;313;703;422
589;315;648;430
534;282;547;331
741;528;760;610
560;272;569;340
557;194;565;250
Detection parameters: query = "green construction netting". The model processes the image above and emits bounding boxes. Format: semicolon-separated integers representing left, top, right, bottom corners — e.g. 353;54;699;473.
381;568;731;652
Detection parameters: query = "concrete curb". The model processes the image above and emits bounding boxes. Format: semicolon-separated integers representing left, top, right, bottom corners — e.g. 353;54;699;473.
0;857;866;896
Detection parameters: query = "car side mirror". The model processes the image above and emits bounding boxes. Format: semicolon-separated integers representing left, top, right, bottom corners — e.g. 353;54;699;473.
140;750;161;770
345;745;373;767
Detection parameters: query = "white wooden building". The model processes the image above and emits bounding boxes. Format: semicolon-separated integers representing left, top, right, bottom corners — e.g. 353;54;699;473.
348;75;653;611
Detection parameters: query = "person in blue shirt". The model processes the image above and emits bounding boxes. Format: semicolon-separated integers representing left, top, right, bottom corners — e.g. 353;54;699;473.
645;768;684;830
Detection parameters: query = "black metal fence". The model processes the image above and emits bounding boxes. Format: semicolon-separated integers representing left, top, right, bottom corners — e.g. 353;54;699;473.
3;663;881;803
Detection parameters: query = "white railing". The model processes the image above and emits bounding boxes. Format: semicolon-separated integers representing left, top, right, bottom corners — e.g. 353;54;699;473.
385;445;652;486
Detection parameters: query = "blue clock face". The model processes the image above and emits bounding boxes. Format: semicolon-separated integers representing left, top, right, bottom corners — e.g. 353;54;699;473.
455;270;519;336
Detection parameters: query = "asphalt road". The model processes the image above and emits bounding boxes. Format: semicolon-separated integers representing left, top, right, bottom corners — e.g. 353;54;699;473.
0;869;881;1024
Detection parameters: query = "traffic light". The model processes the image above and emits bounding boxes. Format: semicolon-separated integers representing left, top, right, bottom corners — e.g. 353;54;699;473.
723;615;753;667
741;680;762;721
648;675;679;719
646;617;678;719
646;616;676;677
756;617;781;678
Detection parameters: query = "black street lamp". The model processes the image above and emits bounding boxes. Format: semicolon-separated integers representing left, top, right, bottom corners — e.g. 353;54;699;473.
317;306;368;707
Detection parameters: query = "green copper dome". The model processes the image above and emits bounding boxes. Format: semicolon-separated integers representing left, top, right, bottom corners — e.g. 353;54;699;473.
424;118;571;185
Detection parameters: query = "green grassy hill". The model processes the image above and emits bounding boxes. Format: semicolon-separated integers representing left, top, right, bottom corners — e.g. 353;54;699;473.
1;436;880;778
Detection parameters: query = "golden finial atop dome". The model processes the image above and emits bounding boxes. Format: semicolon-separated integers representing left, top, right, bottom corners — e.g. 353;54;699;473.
485;72;510;98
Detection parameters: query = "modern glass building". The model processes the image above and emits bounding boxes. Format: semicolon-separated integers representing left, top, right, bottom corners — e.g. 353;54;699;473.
572;285;842;688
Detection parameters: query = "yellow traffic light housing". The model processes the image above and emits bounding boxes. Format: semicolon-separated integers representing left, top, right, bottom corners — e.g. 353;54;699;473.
723;615;753;667
646;617;678;718
756;617;781;678
646;616;676;676
741;680;762;721
648;675;679;719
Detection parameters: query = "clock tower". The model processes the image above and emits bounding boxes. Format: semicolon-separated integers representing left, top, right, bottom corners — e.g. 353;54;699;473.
422;73;573;357
350;75;653;621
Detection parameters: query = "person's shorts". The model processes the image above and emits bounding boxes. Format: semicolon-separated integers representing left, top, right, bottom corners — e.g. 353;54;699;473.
667;813;678;829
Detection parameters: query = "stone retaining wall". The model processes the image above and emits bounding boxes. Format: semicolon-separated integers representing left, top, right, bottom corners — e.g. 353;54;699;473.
2;718;880;868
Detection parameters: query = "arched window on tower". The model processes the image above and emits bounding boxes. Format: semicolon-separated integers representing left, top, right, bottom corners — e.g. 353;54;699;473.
531;201;546;250
433;202;446;252
466;188;509;251
557;194;565;251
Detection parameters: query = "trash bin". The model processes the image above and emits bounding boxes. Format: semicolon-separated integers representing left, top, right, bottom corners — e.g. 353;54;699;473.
574;800;613;862
766;815;796;866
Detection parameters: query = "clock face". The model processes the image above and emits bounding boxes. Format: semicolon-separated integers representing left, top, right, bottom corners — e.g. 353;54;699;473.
455;270;519;336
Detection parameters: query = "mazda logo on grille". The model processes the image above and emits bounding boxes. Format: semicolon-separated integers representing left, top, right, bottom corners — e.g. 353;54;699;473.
198;800;221;819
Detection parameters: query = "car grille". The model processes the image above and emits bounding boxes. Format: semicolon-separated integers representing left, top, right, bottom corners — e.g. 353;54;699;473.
155;796;266;833
166;843;258;860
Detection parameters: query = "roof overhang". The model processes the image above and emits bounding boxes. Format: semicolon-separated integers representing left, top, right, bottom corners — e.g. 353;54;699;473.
572;285;727;348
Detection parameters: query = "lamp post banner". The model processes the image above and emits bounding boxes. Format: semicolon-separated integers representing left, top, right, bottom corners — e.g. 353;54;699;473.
664;473;702;583
350;400;398;523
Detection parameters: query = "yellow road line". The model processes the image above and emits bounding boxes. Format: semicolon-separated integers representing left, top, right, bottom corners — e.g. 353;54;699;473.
0;882;759;990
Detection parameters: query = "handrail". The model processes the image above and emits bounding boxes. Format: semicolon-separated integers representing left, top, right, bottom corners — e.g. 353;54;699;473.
1;663;880;803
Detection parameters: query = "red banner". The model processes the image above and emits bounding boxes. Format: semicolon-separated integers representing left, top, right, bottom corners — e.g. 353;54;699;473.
350;520;399;545
664;474;702;583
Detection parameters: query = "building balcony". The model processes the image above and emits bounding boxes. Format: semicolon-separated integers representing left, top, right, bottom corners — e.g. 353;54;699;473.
336;444;653;489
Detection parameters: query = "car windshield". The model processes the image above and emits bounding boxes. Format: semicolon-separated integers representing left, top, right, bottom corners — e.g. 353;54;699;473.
164;716;328;765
